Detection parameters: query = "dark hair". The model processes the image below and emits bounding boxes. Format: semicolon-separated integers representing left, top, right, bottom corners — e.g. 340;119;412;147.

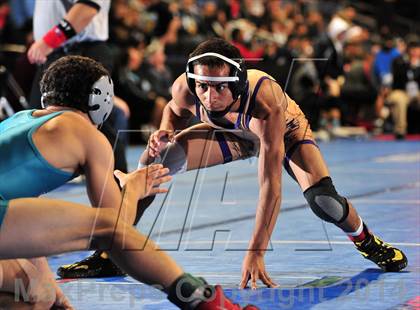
40;55;109;111
406;34;420;49
189;37;242;68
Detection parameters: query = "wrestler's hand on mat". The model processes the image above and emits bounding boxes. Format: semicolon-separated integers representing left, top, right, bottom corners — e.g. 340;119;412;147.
114;164;172;199
53;285;74;310
27;39;53;64
148;129;174;158
239;252;278;289
28;275;73;310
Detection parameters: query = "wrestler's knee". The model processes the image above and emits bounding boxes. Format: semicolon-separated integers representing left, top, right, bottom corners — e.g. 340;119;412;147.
303;176;349;224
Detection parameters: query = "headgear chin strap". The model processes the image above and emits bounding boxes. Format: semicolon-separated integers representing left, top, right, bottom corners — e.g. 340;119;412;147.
201;100;237;119
88;75;114;126
186;52;247;118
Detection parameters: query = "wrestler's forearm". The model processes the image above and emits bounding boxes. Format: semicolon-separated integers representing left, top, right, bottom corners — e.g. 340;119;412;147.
159;103;192;132
250;143;283;252
119;182;143;224
249;187;281;252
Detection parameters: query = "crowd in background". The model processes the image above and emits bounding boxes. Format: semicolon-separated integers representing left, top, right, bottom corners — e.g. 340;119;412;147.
0;0;419;143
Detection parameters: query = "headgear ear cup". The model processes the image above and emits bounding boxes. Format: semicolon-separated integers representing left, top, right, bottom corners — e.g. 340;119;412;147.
88;75;114;125
229;58;247;100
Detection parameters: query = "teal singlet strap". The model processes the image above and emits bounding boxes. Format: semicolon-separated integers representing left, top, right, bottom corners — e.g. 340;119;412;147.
0;199;9;228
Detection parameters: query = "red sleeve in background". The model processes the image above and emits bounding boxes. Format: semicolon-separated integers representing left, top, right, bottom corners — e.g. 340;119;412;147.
233;42;265;62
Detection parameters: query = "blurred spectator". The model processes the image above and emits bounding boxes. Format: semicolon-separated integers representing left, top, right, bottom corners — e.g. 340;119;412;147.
306;9;324;38
147;0;181;45
386;36;420;138
289;36;320;130
142;40;173;101
109;0;144;47
2;0;419;142
201;1;224;37
115;43;167;143
9;0;33;31
341;41;377;127
0;0;10;42
241;0;265;27
373;35;401;87
230;27;264;63
176;0;206;45
313;4;364;134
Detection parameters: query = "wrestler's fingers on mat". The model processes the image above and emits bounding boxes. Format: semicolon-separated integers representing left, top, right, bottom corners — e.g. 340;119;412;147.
239;272;250;289
250;270;259;290
260;272;278;288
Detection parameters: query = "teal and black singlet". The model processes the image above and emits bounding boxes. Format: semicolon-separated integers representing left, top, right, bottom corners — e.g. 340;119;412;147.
0;110;75;203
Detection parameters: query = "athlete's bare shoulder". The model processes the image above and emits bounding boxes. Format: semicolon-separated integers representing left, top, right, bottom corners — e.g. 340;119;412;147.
41;111;93;135
31;110;105;171
247;69;287;119
171;73;196;110
34;110;105;155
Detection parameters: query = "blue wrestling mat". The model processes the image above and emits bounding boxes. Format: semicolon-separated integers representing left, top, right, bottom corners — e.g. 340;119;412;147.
45;138;419;309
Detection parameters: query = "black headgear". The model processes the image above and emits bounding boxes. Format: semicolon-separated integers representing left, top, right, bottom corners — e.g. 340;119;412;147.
186;52;247;102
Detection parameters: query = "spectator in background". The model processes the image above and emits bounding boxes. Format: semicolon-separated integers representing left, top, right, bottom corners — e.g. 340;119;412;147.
258;38;293;89
8;0;33;31
142;40;173;101
288;35;320;131
313;4;362;135
201;1;223;37
115;42;167;143
146;0;181;45
386;36;420;138
230;27;265;63
373;35;401;87
306;9;325;38
241;0;265;27
176;0;206;45
340;41;377;127
109;0;144;48
373;35;402;136
0;0;10;43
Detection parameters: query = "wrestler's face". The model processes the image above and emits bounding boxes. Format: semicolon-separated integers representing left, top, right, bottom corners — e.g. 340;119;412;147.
194;64;234;111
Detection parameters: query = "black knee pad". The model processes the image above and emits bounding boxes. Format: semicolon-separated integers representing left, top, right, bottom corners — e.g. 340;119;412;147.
303;177;349;224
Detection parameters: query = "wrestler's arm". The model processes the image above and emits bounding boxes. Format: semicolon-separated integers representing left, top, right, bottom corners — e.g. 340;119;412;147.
76;122;128;219
144;74;196;159
160;74;196;132
240;80;287;289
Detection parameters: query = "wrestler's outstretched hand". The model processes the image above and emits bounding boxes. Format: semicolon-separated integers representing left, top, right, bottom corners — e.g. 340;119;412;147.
114;164;171;200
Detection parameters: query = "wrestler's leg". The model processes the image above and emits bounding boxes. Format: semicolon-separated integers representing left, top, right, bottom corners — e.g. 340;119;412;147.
285;141;360;232
0;198;249;309
0;198;182;285
286;141;407;271
140;123;256;174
